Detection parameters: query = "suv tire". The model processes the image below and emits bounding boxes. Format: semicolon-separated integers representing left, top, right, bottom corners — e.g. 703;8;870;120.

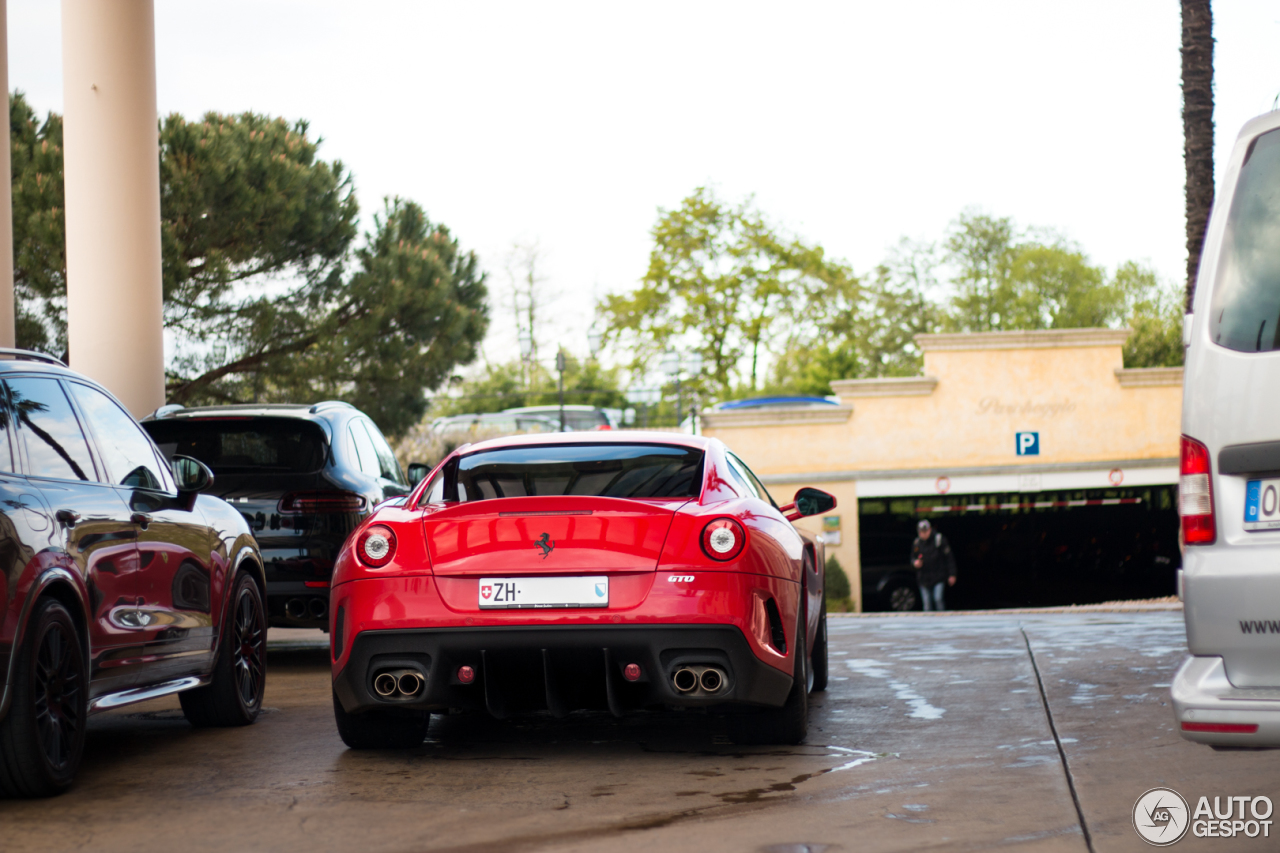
0;598;87;797
180;572;266;727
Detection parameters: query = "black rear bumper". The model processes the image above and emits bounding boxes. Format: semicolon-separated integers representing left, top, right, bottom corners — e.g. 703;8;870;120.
332;625;792;717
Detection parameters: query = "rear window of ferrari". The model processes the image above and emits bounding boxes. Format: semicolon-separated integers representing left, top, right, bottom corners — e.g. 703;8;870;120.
453;444;702;501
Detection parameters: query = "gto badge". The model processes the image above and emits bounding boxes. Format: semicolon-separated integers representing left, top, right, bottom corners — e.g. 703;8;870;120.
535;532;555;559
668;575;694;583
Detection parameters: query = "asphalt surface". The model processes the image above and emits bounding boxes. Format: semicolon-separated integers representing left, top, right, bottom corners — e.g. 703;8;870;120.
1;611;1274;853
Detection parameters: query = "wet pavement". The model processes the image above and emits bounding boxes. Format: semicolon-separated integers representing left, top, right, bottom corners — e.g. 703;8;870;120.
1;611;1274;852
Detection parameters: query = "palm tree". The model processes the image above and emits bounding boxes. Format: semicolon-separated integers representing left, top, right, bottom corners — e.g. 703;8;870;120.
1182;0;1214;312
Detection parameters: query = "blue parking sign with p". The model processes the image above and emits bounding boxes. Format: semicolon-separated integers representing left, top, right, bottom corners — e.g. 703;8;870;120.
1016;432;1039;456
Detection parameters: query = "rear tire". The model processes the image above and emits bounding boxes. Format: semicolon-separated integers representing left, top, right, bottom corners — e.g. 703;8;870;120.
332;691;430;749
728;614;809;745
0;598;87;798
180;572;266;727
810;593;828;692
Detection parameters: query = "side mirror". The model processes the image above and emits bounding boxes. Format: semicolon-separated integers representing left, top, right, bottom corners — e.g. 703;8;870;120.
781;487;837;521
172;454;214;494
407;462;431;487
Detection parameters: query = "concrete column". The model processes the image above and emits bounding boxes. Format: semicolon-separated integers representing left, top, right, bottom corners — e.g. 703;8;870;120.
61;0;164;416
0;0;15;349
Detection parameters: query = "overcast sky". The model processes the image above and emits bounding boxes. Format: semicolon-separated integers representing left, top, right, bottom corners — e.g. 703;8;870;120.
10;1;1280;381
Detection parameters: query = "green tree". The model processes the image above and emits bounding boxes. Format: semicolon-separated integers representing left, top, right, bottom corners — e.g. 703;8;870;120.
767;211;1177;394
945;211;1126;332
158;111;358;347
10;93;67;351
766;239;940;394
600;187;856;395
169;198;488;436
945;211;1016;331
1115;261;1185;368
434;354;624;417
7;96;487;437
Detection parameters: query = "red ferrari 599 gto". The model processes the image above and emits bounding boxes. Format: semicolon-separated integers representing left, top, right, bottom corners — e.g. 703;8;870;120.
329;432;836;747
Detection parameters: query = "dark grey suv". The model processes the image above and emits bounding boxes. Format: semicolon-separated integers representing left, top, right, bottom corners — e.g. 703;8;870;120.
0;351;266;797
141;403;411;629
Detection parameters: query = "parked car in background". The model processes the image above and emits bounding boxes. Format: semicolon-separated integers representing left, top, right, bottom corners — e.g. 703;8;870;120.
0;350;265;797
142;402;410;630
430;412;560;441
1175;110;1280;747
329;432;835;748
502;405;615;431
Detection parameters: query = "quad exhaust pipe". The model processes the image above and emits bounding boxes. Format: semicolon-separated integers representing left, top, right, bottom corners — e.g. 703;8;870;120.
671;665;726;695
373;668;425;699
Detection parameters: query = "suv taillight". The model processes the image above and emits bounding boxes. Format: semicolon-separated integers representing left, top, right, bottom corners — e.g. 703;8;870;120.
278;491;367;514
1180;435;1215;545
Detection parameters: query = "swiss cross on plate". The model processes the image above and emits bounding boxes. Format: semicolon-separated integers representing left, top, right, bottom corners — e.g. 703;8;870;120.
480;584;494;601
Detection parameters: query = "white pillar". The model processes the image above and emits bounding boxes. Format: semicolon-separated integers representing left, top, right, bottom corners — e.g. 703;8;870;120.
0;0;15;349
60;0;164;416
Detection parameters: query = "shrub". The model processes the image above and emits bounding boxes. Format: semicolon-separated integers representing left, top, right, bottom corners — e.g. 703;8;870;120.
825;555;851;600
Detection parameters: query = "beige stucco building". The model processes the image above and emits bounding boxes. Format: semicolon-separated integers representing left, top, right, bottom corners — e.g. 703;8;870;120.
701;329;1183;611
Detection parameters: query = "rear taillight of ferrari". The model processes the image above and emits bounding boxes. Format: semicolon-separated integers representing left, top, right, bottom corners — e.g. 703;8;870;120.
356;524;397;568
701;518;746;561
279;490;367;514
1180;435;1215;545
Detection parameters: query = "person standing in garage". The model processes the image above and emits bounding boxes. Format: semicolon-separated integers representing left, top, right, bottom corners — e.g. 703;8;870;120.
911;519;957;611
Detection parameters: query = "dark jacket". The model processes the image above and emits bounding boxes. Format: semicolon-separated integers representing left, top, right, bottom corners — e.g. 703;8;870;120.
911;532;957;586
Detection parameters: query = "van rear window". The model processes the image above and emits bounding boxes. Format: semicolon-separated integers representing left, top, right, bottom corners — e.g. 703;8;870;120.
144;418;326;474
1210;127;1280;352
447;444;702;502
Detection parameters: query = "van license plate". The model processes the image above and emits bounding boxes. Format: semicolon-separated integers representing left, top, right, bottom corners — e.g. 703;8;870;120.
478;576;609;609
1244;479;1280;530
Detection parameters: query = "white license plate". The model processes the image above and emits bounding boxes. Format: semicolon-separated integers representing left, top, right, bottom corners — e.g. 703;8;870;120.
478;576;609;609
1244;478;1280;530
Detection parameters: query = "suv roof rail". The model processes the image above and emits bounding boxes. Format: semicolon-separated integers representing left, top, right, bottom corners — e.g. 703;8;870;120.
0;348;66;367
310;400;355;414
150;404;186;419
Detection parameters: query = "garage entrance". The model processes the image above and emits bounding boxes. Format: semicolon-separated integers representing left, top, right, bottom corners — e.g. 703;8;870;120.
858;486;1180;611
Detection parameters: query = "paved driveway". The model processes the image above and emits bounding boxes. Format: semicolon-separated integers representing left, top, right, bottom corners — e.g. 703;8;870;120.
0;611;1271;852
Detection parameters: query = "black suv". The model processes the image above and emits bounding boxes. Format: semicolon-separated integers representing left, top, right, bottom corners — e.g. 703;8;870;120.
141;403;411;629
0;351;266;797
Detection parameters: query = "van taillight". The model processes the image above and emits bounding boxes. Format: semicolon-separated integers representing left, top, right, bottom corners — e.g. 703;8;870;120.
1180;435;1215;545
279;491;367;514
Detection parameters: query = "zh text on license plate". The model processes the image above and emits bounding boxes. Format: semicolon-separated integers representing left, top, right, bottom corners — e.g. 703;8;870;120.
478;576;609;609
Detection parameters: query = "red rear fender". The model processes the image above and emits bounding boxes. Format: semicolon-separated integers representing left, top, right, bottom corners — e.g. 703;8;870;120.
659;500;803;581
332;504;431;584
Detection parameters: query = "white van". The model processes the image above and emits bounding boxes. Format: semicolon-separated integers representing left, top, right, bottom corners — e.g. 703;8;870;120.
1174;110;1280;745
